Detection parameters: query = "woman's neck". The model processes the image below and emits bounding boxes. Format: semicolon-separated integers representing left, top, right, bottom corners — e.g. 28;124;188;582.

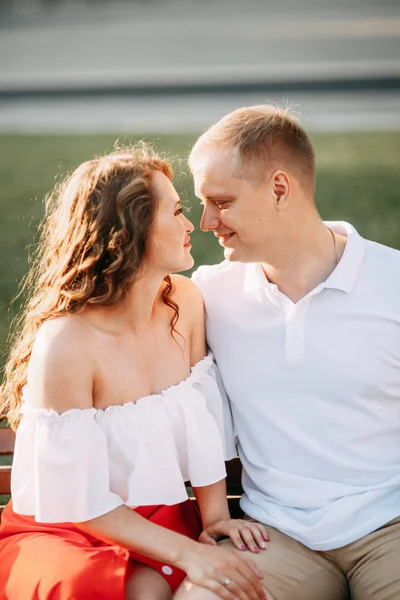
84;271;167;334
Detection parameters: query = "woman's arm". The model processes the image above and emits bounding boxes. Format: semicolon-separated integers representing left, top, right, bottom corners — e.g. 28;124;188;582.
78;504;200;566
194;481;269;553
179;281;270;554
26;317;266;600
80;506;267;600
192;480;231;530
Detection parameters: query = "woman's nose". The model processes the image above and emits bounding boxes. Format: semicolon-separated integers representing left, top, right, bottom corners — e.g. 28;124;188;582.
184;215;194;233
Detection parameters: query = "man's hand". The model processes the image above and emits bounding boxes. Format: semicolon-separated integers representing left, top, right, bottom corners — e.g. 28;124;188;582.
199;519;270;553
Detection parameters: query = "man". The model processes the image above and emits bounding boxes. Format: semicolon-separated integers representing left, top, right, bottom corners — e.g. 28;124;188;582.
188;105;400;600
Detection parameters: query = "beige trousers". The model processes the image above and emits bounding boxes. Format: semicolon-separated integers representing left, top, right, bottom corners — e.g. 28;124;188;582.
220;516;400;600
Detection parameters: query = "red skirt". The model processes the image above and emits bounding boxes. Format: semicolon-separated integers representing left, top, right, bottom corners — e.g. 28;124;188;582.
0;499;202;600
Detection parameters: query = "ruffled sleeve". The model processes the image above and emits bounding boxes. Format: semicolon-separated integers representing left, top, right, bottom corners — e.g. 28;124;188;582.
190;353;237;462
11;407;124;523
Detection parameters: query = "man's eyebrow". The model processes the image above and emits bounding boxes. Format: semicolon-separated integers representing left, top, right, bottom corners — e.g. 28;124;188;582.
202;190;234;199
208;195;235;201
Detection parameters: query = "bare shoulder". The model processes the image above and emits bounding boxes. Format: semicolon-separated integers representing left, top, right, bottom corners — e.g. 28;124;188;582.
27;316;94;412
170;275;206;364
31;315;91;362
171;274;204;317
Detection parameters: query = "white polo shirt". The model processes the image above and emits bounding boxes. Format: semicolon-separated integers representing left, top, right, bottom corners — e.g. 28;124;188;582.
192;222;400;550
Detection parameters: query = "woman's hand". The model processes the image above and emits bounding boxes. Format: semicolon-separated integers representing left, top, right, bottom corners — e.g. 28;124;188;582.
178;542;267;600
199;519;269;553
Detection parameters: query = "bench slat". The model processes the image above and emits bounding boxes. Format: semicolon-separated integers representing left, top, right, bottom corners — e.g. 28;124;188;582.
0;428;13;515
225;457;242;493
0;466;11;495
0;428;15;455
227;496;243;519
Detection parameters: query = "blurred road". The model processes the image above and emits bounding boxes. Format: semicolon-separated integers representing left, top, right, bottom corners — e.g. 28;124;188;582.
0;0;399;132
1;91;400;133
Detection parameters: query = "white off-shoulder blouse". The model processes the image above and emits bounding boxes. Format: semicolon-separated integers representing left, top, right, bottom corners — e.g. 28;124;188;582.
11;353;237;523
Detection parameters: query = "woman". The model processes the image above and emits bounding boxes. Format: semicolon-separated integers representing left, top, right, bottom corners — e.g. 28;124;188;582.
0;144;270;600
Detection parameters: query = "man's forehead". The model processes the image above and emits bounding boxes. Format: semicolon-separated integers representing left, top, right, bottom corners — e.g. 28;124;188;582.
191;145;235;172
194;171;237;198
191;146;238;196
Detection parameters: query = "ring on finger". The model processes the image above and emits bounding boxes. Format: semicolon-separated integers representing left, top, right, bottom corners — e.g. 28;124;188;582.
223;578;232;586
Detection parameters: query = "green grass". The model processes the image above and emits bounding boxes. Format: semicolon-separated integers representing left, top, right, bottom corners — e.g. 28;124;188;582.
1;132;400;379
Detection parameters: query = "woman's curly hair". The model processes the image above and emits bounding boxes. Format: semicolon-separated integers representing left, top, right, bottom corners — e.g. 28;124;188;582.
1;143;180;430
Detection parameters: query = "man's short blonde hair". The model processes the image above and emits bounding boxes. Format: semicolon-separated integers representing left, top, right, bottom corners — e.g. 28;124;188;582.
189;104;315;193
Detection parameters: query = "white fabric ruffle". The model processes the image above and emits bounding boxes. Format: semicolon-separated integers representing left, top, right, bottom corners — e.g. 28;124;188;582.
12;353;235;523
12;408;124;523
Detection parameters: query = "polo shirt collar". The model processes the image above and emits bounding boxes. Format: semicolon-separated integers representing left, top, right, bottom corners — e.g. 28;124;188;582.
322;221;364;293
243;262;268;294
243;221;365;295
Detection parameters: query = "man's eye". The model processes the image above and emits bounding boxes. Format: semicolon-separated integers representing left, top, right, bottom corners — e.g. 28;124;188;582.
175;207;183;215
215;201;229;209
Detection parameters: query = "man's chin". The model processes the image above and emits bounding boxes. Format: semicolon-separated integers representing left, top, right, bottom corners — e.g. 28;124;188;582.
224;246;259;264
224;247;239;262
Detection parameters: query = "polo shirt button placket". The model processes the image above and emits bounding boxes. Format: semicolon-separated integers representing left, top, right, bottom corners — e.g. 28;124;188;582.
265;282;281;308
284;298;312;364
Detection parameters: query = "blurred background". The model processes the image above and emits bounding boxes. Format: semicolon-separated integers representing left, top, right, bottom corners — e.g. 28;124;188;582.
0;0;400;371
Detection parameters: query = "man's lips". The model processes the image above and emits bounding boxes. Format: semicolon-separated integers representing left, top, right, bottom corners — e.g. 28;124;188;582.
215;232;235;244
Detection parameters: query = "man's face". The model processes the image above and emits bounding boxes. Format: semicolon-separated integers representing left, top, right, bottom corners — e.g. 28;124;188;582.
191;146;276;263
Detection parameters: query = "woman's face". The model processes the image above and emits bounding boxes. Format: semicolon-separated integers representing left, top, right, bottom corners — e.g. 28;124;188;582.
147;170;194;274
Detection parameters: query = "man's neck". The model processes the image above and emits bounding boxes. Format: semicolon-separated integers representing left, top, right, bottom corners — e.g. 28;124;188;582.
260;224;347;304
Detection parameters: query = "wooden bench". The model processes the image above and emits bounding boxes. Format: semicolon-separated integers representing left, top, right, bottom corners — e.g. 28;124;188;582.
0;427;14;517
0;425;243;519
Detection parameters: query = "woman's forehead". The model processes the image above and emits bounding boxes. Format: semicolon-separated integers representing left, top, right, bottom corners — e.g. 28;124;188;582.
152;170;179;206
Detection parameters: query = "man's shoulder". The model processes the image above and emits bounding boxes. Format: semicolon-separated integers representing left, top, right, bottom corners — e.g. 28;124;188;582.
365;238;400;263
362;238;400;301
364;238;400;278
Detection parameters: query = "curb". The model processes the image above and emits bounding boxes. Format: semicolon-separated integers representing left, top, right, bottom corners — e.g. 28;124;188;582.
1;76;399;100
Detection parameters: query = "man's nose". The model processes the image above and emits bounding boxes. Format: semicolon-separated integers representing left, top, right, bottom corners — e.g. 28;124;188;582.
200;206;220;232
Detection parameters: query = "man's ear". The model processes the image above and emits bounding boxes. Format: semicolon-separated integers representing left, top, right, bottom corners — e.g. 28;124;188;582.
272;171;290;210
